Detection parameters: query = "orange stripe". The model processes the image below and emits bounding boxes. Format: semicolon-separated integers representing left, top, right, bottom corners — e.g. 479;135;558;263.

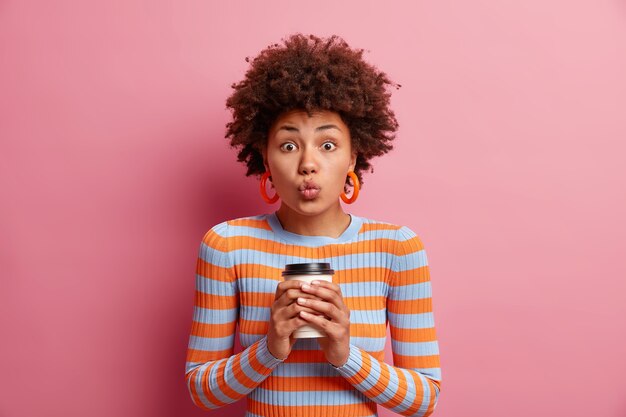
196;259;235;282
187;347;232;363
236;265;391;285
285;350;327;363
227;218;272;230
351;322;387;338
232;355;258;390
401;235;425;251
361;222;402;232
214;359;242;401
387;297;432;314
404;369;426;416
344;349;370;386
393;353;441;369
381;365;408;409
388;265;430;285
187;368;211;410
240;319;390;341
190;321;236;338
236;263;282;281
200;361;226;408
390;326;438;342
242;292;275;307
248;397;377;417
195;292;238;309
247;341;274;375
362;359;391;399
335;267;390;283
239;319;269;335
425;378;437;415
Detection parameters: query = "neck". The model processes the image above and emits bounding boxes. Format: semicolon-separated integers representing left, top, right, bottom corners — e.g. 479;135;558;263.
275;202;351;238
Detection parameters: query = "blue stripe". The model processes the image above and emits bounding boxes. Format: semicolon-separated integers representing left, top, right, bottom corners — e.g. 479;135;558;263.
239;345;269;381
341;281;389;296
391;340;440;356
223;355;248;396
224;223;402;245
250;387;366;406
240;306;386;325
371;365;402;404
193;306;237;324
196;275;237;296
416;372;432;416
350;336;387;352
387;282;431;300
272;362;337;377
193;364;218;409
208;358;235;404
336;344;363;378
238;277;278;293
388;312;434;329
418;367;442;382
391;368;417;414
188;335;235;352
353;351;382;392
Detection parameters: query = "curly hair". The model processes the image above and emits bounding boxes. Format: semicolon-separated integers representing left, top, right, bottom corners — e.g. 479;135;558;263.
224;33;401;191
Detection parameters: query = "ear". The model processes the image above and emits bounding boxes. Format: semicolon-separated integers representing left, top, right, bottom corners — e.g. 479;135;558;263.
348;151;357;172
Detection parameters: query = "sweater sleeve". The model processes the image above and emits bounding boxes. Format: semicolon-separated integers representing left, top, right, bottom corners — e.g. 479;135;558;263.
184;223;284;410
332;226;442;417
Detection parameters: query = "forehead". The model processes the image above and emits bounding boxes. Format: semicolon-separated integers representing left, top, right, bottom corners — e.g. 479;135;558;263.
269;109;347;133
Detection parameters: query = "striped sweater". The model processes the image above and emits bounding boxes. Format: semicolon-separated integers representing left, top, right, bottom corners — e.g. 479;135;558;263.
185;211;442;417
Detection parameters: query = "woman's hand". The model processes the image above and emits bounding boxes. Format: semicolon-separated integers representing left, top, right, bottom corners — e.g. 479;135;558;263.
266;280;322;361
296;280;351;367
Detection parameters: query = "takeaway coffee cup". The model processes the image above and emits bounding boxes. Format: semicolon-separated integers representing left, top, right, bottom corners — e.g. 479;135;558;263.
282;262;334;338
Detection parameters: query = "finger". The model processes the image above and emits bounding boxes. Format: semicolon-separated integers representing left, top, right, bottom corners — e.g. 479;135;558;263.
301;282;342;308
275;281;321;305
276;287;323;310
311;279;342;295
296;297;340;321
289;301;321;317
274;280;305;300
298;310;333;331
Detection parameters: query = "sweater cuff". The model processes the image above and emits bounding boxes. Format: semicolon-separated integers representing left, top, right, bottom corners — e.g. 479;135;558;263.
330;343;362;376
256;335;286;369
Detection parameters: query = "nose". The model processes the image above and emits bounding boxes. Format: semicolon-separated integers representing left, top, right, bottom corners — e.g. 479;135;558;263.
299;146;318;176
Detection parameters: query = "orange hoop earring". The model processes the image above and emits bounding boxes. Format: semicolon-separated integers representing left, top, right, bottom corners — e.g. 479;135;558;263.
260;171;279;204
340;171;360;204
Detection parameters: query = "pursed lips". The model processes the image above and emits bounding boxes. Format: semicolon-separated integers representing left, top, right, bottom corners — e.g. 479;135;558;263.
298;181;321;199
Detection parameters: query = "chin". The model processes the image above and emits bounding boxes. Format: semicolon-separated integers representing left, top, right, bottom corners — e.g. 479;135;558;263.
284;199;336;216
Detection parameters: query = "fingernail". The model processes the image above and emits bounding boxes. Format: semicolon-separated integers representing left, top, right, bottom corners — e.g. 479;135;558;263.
297;297;306;304
311;280;319;285
302;283;310;290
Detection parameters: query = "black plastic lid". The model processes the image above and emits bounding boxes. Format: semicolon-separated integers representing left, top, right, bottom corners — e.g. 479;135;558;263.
281;262;334;276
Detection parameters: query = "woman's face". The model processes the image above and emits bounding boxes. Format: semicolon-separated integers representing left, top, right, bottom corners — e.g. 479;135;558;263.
262;109;357;216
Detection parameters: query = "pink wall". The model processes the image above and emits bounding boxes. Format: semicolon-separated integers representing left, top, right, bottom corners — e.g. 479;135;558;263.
1;1;625;416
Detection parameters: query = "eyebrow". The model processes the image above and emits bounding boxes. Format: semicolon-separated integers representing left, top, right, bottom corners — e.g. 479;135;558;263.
277;124;342;133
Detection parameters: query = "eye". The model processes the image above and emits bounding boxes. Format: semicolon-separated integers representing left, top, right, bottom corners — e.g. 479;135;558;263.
322;141;337;151
280;142;297;152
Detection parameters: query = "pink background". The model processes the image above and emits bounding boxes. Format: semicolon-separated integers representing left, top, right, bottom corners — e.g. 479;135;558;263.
1;1;625;416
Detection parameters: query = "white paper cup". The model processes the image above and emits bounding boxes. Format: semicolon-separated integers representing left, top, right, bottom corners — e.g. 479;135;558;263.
282;263;334;338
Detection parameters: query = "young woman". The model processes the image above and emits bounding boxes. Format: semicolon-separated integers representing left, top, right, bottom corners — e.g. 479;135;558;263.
185;34;442;417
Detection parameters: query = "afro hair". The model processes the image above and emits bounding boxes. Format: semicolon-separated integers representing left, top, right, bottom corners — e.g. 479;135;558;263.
225;33;401;191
